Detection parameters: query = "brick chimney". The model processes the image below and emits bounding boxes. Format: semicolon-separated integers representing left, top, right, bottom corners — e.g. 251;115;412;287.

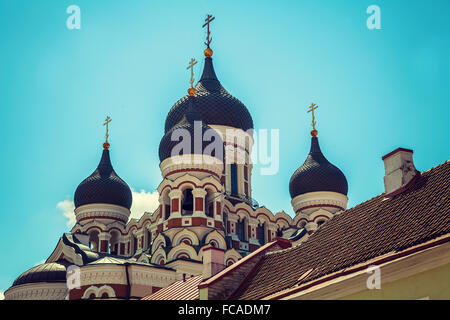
382;148;419;196
201;245;225;279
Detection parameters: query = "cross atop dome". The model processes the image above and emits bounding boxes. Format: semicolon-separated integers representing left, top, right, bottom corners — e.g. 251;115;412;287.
307;103;318;137
203;14;215;57
186;58;198;96
103;116;112;149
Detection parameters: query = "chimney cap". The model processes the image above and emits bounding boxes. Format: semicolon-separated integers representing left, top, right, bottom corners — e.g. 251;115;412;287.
382;148;413;160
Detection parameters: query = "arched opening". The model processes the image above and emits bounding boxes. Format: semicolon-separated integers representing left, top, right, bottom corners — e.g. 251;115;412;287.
179;237;192;245
226;259;235;267
317;220;326;227
257;222;265;245
109;230;120;255
101;292;109;299
230;163;238;196
209;240;219;247
162;189;170;220
88;293;96;300
182;188;194;215
88;231;99;252
176;252;190;260
205;189;215;217
237;217;247;241
147;230;152;248
298;221;307;229
132;235;138;255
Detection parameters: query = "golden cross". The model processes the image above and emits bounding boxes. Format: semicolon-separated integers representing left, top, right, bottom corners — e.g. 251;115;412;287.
202;14;215;48
307;103;318;130
186;58;198;88
103;116;112;142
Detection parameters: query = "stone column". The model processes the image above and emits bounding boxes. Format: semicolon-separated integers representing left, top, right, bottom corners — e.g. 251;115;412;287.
192;188;207;215
168;189;182;218
98;233;111;253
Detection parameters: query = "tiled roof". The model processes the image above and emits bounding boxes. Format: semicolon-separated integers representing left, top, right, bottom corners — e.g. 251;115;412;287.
142;275;203;300
236;160;450;299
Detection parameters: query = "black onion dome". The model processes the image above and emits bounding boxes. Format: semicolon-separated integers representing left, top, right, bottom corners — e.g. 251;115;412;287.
159;96;224;162
12;260;70;287
289;137;348;198
164;57;254;133
74;148;132;209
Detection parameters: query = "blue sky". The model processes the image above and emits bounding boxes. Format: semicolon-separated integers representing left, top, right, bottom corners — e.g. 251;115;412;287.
0;0;449;294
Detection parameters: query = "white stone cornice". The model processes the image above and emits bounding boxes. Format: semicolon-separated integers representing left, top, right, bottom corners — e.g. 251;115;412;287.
5;283;68;300
291;191;348;214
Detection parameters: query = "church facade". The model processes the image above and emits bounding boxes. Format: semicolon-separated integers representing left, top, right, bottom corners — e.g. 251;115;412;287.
5;18;352;300
6;17;449;301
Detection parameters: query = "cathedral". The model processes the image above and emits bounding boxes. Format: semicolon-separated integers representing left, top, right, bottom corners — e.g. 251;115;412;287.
4;16;450;301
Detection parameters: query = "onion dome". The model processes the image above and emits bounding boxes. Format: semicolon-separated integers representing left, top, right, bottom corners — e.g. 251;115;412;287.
159;95;224;162
12;260;70;287
289;136;348;198
74;146;132;209
164;56;254;133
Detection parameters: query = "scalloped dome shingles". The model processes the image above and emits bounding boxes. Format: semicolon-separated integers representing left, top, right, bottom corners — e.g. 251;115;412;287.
74;149;132;209
159;96;224;162
289;137;348;198
164;57;254;134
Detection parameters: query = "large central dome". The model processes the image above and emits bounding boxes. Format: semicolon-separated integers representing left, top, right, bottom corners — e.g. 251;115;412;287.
164;56;254;133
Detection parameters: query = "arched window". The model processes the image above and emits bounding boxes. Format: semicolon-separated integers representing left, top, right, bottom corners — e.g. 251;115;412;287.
132;235;138;255
257;223;265;245
89;293;96;300
226;259;235;267
179;237;192;245
230;164;238;196
237;218;246;241
101;292;109;299
182;189;194;215
209;240;218;247
317;220;325;227
88;231;99;252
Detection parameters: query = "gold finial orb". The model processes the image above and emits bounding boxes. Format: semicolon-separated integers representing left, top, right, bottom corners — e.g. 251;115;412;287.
204;47;213;57
103;141;110;149
188;87;196;96
311;129;318;137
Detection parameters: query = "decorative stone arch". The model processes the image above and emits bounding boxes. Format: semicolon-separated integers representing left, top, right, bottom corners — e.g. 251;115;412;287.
105;221;126;234
167;243;198;261
234;202;253;218
151;233;167;254
82;285;116;299
172;229;199;247
82;286;98;299
310;208;333;222
274;211;293;229
293;213;309;228
80;220;106;234
236;208;251;222
224;249;242;267
255;211;271;225
204;230;226;250
137;254;150;264
151;247;167;265
126;223;139;235
97;285;116;299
